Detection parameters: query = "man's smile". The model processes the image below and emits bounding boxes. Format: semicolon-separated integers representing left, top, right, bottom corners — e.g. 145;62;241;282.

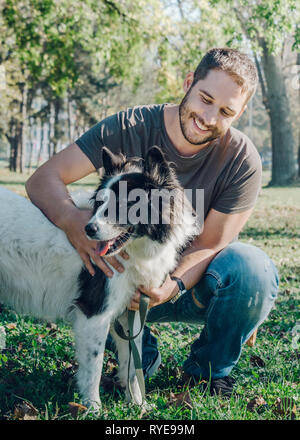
193;116;211;134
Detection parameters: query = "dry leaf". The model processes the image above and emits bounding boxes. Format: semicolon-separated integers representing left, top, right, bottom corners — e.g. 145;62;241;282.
246;396;267;412
62;361;73;369
150;325;160;336
46;322;57;330
36;334;45;344
105;356;118;374
6;323;17;330
250;355;265;367
273;397;298;419
14;401;38;420
68;402;88;418
167;391;193;410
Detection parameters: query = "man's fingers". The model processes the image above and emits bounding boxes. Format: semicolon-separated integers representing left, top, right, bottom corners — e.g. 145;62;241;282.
79;252;96;277
92;253;114;277
128;299;140;311
103;256;125;273
119;250;129;260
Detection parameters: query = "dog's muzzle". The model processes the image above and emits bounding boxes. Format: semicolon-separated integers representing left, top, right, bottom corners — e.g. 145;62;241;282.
85;223;134;257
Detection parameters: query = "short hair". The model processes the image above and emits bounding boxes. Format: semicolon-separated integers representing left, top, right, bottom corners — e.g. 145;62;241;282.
193;48;258;105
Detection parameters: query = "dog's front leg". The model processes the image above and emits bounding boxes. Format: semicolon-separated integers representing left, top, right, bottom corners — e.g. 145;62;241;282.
73;310;110;410
110;310;144;405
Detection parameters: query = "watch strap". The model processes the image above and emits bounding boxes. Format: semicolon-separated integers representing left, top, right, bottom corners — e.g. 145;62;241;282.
169;276;187;303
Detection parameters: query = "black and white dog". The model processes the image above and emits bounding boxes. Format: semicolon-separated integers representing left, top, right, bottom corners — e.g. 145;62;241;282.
0;146;199;409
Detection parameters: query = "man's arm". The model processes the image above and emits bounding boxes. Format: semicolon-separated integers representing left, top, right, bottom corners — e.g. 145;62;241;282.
130;207;253;310
26;143;128;277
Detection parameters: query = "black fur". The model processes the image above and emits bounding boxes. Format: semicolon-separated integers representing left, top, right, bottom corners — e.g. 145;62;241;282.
76;266;108;318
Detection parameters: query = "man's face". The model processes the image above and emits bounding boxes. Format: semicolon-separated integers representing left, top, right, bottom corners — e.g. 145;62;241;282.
179;69;247;146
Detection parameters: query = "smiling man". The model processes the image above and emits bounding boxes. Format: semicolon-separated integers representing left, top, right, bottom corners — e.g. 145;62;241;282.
26;48;279;397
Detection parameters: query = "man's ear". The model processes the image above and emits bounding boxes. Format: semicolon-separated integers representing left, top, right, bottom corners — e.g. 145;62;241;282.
183;72;195;94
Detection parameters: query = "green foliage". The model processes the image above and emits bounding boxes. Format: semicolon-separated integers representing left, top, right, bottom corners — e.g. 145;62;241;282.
209;0;299;54
1;0;162;96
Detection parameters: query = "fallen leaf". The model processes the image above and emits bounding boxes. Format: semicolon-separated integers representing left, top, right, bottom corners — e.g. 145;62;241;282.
62;361;73;369
150;325;160;336
14;401;38;420
246;396;267;412
105;356;118;374
167;391;193;410
36;334;45;343
250;355;265;367
68;402;88;418
6;323;17;330
273;397;298;419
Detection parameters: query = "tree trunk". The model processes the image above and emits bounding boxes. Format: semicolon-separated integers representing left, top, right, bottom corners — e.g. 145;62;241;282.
37;119;44;167
297;53;300;178
27;118;33;174
18;82;28;173
260;40;296;185
8;119;21;173
52;96;63;155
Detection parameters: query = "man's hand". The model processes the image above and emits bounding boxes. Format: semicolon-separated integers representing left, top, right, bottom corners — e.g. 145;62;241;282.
62;207;129;277
128;275;178;311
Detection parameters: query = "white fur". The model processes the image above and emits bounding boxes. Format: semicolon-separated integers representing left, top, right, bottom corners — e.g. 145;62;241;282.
0;185;198;409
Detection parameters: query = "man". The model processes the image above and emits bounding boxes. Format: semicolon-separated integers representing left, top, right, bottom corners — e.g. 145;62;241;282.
26;48;279;397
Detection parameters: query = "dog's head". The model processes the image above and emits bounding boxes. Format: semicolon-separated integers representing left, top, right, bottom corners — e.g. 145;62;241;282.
85;146;188;257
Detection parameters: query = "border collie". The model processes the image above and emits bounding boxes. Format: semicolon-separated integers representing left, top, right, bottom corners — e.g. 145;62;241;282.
0;146;199;409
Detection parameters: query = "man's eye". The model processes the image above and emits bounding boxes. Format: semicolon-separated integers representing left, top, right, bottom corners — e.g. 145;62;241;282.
201;95;211;104
221;109;231;117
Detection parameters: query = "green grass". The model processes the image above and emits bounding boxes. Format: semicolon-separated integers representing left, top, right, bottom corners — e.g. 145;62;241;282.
0;166;299;420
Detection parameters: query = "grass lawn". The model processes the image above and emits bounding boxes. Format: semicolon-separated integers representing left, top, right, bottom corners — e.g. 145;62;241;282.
0;164;299;421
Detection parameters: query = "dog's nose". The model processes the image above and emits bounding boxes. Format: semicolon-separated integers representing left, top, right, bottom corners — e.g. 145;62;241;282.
85;222;99;238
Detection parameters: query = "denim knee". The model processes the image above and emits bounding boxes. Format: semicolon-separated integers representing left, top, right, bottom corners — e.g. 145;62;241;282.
202;242;279;324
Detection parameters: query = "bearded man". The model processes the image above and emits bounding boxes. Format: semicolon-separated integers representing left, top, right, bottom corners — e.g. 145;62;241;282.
26;48;279;397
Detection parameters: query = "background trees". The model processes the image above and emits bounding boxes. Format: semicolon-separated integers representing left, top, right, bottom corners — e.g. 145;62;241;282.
0;0;299;185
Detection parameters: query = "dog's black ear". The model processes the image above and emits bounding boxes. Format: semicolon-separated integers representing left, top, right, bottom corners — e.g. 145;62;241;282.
102;147;125;175
145;146;175;184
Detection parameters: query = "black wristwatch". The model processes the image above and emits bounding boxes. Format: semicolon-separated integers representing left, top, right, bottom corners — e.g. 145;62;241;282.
169;276;187;303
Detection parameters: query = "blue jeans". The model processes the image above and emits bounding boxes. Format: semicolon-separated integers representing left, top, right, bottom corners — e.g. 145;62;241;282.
146;242;279;379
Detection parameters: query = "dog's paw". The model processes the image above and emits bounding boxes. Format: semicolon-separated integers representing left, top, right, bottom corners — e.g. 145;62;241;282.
83;398;102;413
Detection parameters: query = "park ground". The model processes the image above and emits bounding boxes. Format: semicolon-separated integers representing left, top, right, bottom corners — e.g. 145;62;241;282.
0;163;299;420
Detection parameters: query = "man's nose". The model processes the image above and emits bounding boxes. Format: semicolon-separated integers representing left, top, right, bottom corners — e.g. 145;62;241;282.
202;108;218;126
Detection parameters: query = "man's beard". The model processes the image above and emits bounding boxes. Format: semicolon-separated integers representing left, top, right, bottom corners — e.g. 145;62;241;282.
178;90;223;145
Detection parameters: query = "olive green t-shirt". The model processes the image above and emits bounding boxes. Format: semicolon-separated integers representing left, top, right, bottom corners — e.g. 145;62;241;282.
75;104;262;219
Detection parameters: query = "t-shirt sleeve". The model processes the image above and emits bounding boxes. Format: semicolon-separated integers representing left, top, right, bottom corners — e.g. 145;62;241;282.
211;148;262;214
75;113;124;170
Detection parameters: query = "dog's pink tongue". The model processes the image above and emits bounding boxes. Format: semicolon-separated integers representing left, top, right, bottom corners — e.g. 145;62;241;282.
96;241;110;256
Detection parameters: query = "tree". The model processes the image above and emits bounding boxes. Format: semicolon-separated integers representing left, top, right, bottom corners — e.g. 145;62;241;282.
210;0;300;185
0;0;163;170
157;0;300;185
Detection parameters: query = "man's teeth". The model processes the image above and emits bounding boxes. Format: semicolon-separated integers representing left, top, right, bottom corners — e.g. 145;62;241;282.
194;118;208;131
